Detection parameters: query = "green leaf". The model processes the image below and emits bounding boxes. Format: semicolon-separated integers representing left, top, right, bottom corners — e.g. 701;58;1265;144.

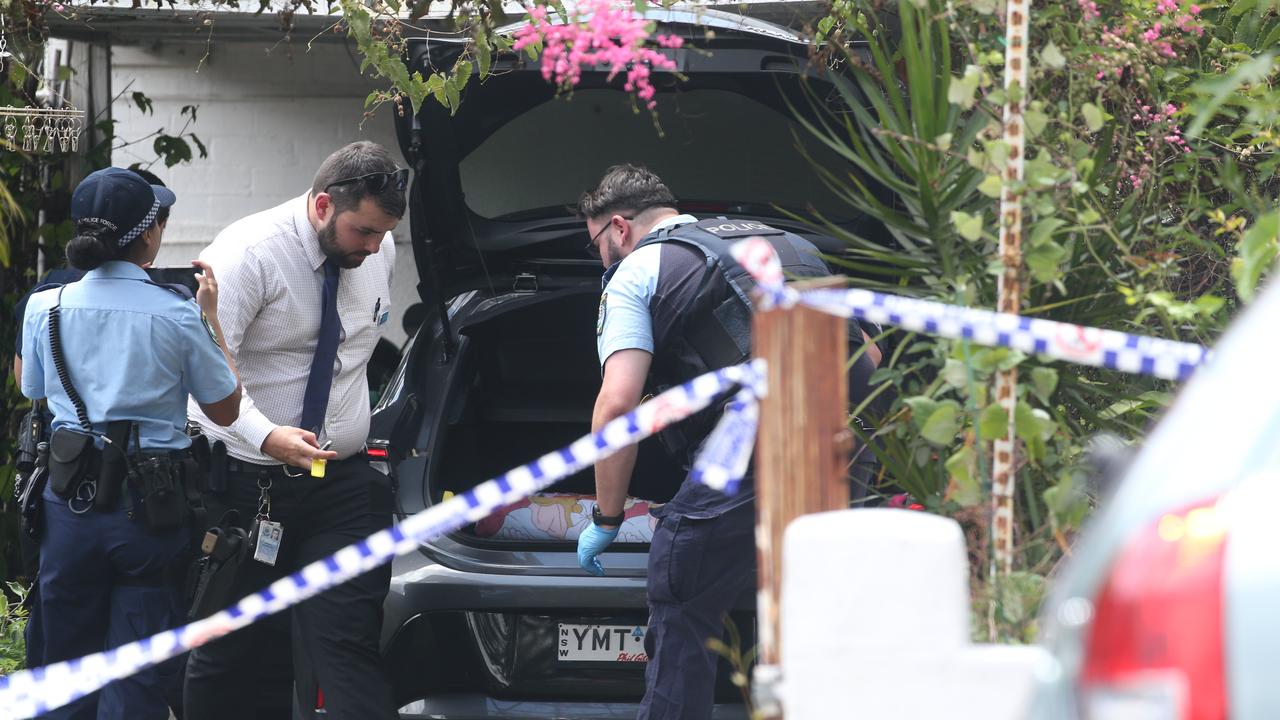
1186;53;1276;138
978;174;1003;198
153;135;193;167
942;358;969;388
1039;42;1066;70
1024;108;1048;139
905;396;941;430
921;401;962;446
969;0;998;14
1029;217;1067;247
998;571;1047;625
405;74;430;115
132;91;154;115
987;140;1010;167
1044;474;1089;530
444;77;461;113
425;72;447;106
1081;102;1104;133
454;60;473;92
1014;402;1055;442
1030;367;1058;404
1194;295;1226;316
1232;209;1279;302
476;27;493;80
947;66;982;110
978;403;1009;440
945;447;983;507
1026;238;1067;282
951;210;983;241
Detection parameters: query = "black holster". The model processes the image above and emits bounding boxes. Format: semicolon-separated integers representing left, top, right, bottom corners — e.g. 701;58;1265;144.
48;427;97;498
14;404;46;478
129;452;188;534
185;510;252;621
17;442;49;578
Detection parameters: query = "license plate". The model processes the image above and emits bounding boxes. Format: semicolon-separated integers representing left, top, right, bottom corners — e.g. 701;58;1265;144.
557;623;649;663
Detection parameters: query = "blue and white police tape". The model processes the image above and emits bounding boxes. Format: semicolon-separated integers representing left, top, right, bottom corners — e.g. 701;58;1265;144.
729;238;1211;381
690;388;760;491
0;360;765;720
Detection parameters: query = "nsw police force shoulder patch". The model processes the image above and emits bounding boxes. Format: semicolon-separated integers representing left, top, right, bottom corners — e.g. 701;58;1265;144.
597;292;607;336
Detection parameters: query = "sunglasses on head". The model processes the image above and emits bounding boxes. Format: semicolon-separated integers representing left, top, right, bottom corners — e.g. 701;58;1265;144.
325;167;410;194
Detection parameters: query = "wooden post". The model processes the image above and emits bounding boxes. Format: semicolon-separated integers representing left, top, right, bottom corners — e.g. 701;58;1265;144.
992;0;1031;578
752;276;850;716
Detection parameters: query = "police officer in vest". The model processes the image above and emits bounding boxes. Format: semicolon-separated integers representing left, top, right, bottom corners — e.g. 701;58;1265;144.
576;165;882;719
18;167;242;719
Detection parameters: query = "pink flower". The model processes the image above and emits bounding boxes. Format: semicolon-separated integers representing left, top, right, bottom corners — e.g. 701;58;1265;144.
513;0;681;110
1190;4;1200;13
1142;23;1163;42
1156;0;1178;13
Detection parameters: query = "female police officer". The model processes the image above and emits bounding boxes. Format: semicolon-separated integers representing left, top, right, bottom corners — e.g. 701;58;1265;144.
19;167;242;719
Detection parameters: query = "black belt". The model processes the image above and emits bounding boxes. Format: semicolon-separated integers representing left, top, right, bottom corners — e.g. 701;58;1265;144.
225;458;307;479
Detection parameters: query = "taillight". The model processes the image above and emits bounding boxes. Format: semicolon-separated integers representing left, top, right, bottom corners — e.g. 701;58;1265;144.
1080;497;1230;720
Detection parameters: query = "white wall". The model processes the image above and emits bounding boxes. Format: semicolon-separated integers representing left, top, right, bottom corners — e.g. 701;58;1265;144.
111;39;420;346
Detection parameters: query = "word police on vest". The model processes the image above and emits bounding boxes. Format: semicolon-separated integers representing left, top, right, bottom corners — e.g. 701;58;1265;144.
704;221;775;236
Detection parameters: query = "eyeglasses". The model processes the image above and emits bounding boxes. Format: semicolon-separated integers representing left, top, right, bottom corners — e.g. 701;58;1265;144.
325;168;410;194
585;215;633;261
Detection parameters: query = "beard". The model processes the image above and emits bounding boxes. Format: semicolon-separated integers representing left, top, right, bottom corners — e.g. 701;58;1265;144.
606;234;627;266
317;220;370;269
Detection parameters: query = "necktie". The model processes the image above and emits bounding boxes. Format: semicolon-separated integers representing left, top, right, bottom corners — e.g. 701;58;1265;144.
300;259;342;434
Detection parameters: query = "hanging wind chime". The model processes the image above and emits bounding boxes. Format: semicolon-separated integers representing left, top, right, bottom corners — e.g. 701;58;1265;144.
1;15;86;154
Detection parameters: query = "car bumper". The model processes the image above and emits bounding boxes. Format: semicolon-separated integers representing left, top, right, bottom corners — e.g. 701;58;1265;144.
397;694;749;719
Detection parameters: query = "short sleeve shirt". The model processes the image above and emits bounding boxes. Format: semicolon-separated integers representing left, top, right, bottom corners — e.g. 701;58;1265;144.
12;268;85;358
21;261;238;451
597;214;699;369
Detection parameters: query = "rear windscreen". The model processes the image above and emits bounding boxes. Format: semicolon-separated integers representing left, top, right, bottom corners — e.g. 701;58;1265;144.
459;88;856;222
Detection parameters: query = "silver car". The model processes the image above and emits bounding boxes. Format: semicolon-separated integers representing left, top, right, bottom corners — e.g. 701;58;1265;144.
1032;281;1280;719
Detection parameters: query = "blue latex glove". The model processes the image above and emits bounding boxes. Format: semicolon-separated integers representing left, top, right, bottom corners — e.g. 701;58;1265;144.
578;522;621;577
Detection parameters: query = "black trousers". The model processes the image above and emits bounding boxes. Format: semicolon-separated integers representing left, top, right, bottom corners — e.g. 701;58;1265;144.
639;502;756;720
183;457;396;720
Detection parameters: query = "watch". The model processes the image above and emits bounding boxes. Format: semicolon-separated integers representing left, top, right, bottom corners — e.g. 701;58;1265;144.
592;505;625;526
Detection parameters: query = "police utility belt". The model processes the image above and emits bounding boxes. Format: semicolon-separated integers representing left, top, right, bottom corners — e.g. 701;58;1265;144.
41;286;200;533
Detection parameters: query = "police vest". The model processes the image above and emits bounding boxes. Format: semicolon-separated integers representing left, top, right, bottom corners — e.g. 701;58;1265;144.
635;217;831;389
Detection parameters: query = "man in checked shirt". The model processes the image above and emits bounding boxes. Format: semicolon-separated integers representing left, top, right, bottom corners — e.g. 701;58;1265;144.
183;142;406;720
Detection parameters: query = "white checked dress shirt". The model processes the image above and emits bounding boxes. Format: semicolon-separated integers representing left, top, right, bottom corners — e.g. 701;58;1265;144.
187;193;396;463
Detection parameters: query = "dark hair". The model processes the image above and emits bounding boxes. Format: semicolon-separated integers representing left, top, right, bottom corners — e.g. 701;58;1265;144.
312;141;406;219
131;168;170;226
577;164;678;220
66;219;147;271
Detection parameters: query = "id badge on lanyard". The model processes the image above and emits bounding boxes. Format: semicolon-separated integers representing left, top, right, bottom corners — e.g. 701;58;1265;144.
251;475;283;566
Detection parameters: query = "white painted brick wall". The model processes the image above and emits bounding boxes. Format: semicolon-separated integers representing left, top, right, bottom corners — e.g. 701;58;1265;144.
111;39;420;346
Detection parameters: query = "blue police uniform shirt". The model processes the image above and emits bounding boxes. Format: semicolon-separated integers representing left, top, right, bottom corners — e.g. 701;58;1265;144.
596;214;698;368
598;214;761;520
12;268;85;358
20;261;237;451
